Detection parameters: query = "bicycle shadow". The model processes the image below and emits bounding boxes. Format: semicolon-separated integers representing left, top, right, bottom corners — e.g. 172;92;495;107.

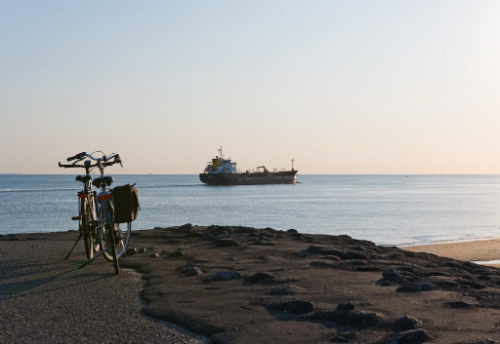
0;257;118;301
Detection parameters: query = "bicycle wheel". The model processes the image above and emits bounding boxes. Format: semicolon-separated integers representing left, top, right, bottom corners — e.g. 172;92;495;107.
81;199;93;260
101;222;132;262
90;196;100;254
106;223;120;274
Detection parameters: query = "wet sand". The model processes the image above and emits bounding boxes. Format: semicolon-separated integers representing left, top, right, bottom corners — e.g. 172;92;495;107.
2;227;500;343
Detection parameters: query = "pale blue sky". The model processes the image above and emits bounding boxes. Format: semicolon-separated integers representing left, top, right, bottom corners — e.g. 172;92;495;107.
1;1;499;174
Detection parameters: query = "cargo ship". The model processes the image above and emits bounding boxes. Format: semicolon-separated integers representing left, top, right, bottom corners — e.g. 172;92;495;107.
199;148;298;186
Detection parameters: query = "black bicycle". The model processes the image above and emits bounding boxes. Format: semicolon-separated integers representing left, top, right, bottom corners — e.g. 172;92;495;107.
59;151;137;274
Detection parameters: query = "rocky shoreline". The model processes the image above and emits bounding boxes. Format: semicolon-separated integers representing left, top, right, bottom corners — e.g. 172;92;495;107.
116;225;500;343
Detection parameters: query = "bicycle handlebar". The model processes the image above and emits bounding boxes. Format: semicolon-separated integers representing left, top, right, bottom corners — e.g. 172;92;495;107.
67;152;87;162
58;152;123;169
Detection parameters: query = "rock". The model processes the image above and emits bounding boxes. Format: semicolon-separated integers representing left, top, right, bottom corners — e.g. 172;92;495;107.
170;249;185;257
260;232;277;239
206;270;241;282
414;283;434;291
215;239;240;247
357;267;383;272
457;279;486;289
324;255;341;261
345;251;369;260
442;262;475;273
336;303;354;311
310;261;334;268
382;268;403;284
287;229;298;233
376;279;400;287
435;280;460;289
343;310;383;327
399;271;416;279
331;331;357;342
391;315;421;332
302;310;346;321
253;239;275;246
459;339;500;344
202;234;215;241
385;329;431;344
270;300;314;314
270;284;305;295
307;245;347;258
424;271;451;277
126;248;137;255
183;267;204;276
179;223;193;230
235;226;259;234
246;272;275;283
342;260;368;266
298;250;309;257
138;247;148;254
396;286;423;293
445;301;471;309
307;244;320;252
388;253;405;260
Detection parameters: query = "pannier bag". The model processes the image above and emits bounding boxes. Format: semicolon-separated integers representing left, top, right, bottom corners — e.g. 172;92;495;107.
112;184;140;223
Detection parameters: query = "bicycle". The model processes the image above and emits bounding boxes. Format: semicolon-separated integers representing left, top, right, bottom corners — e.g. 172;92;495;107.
59;151;135;274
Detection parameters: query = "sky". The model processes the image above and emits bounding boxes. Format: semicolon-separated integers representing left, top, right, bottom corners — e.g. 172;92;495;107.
1;1;499;174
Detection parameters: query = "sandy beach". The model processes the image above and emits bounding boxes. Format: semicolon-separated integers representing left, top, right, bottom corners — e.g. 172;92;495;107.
2;226;500;344
404;239;500;267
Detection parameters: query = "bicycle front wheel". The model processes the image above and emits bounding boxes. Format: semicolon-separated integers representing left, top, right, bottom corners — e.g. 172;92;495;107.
100;222;132;262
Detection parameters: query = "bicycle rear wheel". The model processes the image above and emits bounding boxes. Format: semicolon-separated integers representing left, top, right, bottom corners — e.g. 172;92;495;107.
100;222;132;262
80;199;94;260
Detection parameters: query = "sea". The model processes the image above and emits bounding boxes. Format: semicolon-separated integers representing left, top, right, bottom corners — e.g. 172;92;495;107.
1;174;500;246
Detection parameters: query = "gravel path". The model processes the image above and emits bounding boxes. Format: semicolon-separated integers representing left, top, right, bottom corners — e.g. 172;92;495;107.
0;235;209;344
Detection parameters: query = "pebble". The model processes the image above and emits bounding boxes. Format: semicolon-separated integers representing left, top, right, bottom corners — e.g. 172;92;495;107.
183;267;204;277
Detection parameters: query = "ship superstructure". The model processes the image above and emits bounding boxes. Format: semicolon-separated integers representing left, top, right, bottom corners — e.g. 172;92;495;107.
199;147;298;186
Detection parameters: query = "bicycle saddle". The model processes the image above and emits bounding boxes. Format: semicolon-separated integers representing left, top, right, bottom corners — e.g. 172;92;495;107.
76;175;92;183
92;176;114;187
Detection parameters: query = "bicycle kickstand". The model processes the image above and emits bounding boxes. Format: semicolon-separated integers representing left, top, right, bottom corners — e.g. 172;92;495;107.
78;247;109;269
64;232;82;260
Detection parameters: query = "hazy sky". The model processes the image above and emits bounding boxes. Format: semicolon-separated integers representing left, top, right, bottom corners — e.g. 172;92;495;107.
1;1;499;174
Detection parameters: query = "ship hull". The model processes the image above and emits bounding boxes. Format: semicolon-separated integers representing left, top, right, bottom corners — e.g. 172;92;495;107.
199;170;298;186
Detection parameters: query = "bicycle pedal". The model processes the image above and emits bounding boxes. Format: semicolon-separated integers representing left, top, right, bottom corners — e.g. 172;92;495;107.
71;216;79;221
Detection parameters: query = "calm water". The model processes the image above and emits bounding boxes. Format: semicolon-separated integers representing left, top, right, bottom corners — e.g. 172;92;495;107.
1;174;499;246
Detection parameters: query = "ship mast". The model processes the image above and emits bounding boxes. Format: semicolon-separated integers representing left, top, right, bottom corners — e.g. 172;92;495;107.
291;158;295;171
218;146;223;159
